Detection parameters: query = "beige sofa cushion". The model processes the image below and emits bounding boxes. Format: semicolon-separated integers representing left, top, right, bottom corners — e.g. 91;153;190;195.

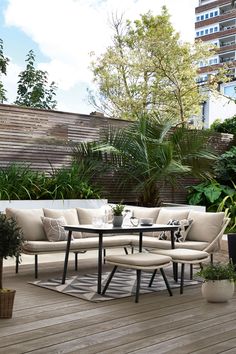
156;208;190;224
76;207;105;237
41;216;68;242
43;208;81;238
43;208;79;224
127;206;161;222
187;211;225;243
5;208;46;241
124;205;161;236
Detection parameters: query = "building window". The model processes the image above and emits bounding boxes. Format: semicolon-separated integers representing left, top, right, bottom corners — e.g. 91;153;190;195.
196;31;200;37
214;11;218;16
200;30;204;35
196;16;200;21
214;27;218;32
224;84;236;98
205;29;209;35
210;12;214;18
201;15;204;20
210;28;214;33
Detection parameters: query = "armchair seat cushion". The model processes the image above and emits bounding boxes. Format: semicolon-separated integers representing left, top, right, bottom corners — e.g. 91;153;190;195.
23;235;133;253
138;236;209;251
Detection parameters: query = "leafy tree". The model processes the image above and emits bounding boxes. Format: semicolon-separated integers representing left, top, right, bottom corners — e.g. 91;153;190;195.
89;8;215;124
15;50;57;109
0;39;9;103
79;114;217;206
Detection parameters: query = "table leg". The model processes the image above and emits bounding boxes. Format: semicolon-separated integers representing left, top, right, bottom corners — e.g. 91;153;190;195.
97;231;103;294
139;232;143;252
62;230;72;284
170;230;178;282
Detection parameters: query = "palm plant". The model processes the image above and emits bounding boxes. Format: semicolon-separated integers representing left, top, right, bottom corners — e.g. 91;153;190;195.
80;114;217;206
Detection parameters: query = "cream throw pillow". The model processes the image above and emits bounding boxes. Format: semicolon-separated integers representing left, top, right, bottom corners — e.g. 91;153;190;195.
43;208;82;238
41;216;68;242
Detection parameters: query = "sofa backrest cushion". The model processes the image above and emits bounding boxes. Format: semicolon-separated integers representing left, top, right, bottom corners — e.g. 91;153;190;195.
5;208;46;241
43;208;79;224
156;208;190;224
43;208;81;238
127;206;161;222
76;207;105;237
124;206;161;236
187;211;225;243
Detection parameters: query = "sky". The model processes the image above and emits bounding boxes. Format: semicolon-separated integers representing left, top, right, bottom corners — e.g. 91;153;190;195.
0;0;199;115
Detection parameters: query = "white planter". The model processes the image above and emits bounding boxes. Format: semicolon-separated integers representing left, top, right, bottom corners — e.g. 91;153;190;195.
202;280;235;303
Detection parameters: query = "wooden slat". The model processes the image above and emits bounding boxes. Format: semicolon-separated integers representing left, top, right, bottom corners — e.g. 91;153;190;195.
1;251;235;353
0;103;234;204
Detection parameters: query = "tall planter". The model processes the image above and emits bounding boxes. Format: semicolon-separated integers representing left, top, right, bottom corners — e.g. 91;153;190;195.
0;289;16;318
227;233;236;267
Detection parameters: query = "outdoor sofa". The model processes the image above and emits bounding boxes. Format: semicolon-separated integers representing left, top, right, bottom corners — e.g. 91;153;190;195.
5;205;229;278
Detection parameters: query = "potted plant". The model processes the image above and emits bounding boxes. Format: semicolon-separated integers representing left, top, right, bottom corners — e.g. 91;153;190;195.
111;203;125;227
196;262;236;303
0;213;24;318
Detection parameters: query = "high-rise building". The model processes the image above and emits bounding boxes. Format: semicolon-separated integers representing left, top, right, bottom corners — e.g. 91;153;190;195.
195;0;236;127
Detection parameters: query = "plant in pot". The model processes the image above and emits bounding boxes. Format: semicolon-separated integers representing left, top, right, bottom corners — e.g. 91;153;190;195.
111;203;125;227
0;213;24;318
196;262;236;303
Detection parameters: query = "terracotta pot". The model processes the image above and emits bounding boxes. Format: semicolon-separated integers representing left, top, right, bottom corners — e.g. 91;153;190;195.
0;289;16;318
202;280;234;303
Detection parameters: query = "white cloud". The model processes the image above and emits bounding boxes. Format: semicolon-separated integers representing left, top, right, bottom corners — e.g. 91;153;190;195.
3;0;199;112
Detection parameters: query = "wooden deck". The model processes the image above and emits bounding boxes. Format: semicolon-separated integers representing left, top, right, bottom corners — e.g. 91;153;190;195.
1;251;236;354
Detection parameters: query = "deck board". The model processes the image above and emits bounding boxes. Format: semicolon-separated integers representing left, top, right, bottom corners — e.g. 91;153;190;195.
1;252;235;354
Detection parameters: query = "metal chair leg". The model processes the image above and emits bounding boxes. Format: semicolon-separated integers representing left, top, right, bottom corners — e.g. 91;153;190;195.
210;253;213;264
102;265;118;295
35;254;38;279
160;268;173;296
148;269;157;287
15;255;19;274
190;264;193;280
74;252;78;271
135;269;142;303
180;263;185;294
103;249;106;264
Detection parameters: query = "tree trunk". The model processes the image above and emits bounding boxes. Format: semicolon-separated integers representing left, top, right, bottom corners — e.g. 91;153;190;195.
0;257;3;290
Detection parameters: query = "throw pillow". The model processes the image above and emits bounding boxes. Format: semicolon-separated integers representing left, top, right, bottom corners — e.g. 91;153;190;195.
41;216;69;242
159;219;193;242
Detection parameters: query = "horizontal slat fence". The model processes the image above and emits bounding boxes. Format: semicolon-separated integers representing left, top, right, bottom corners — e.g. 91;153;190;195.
0;103;234;204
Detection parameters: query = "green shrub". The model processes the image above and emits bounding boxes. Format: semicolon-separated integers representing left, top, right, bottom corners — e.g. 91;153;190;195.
211;115;236;135
0;162;101;200
196;262;236;281
187;179;236;231
214;146;236;184
0;163;43;200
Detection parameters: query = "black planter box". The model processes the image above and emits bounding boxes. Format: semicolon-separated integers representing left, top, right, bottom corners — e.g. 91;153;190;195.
227;233;236;266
